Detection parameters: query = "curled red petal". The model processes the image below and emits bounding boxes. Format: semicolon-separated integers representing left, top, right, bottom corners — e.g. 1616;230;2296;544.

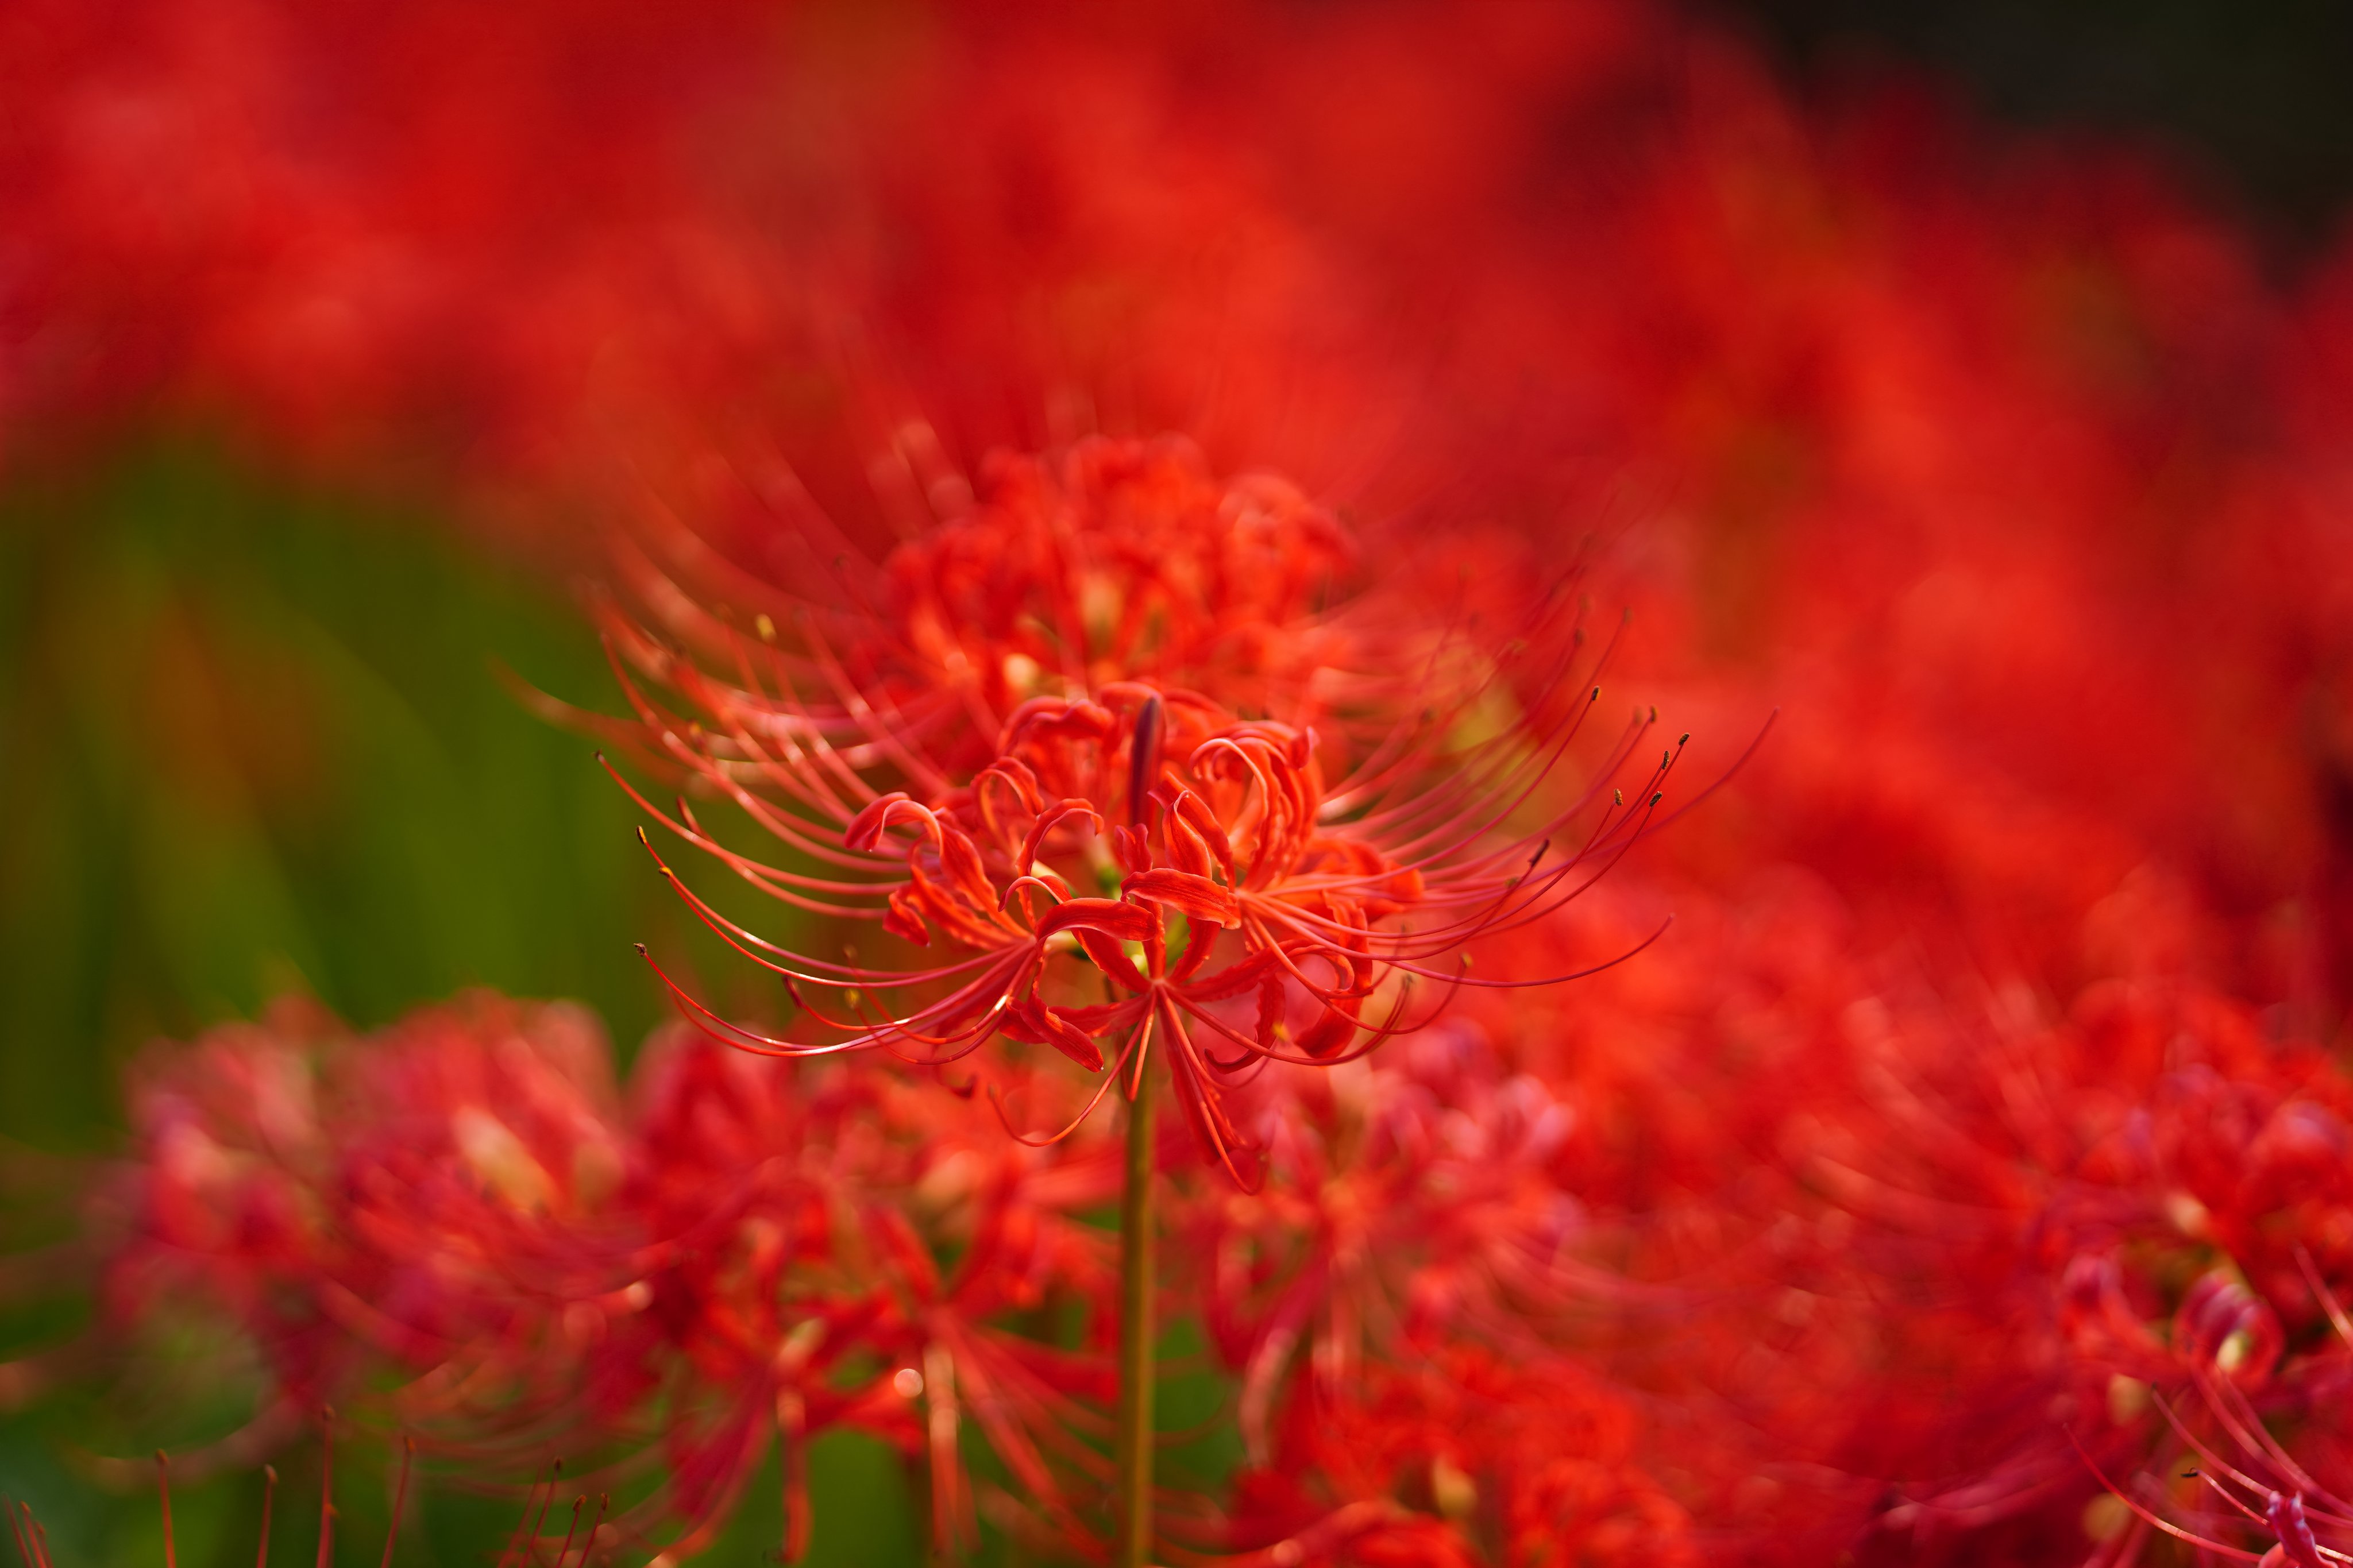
1006;998;1105;1073
1017;799;1106;876
1110;824;1152;876
1073;929;1149;992
844;792;924;852
1293;1002;1358;1060
883;886;932;947
1001;698;1115;751
1032;897;1157;943
1123;868;1240;930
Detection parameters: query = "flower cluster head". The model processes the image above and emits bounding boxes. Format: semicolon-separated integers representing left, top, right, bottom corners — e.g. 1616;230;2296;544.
591;434;1684;1184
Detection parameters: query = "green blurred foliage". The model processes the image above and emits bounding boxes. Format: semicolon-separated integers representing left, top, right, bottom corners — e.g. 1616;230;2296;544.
0;445;680;1149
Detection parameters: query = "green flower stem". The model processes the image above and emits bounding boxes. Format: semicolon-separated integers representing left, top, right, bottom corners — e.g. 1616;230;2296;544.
1113;1057;1158;1568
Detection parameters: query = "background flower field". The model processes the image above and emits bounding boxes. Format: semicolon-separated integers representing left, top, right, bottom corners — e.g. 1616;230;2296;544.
5;1;2353;1564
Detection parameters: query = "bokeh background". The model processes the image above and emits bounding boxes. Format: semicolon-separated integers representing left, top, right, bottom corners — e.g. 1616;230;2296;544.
4;0;2351;1562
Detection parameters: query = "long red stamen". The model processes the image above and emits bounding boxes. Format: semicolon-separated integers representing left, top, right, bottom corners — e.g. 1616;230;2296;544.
7;1498;36;1568
552;1496;584;1568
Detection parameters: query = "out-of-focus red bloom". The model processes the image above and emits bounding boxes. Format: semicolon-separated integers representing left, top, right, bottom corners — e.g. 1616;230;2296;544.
1848;974;2353;1566
602;434;1676;1183
95;992;626;1467
1189;1021;1599;1465
1164;1017;1710;1566
1224;1345;1696;1568
1608;866;2353;1565
74;994;1129;1561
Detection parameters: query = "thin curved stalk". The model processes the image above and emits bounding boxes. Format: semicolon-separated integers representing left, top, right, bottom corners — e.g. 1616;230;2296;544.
1114;1064;1158;1568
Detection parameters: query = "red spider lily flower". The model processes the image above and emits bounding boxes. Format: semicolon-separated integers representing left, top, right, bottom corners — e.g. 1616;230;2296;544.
596;434;1692;1184
86;993;628;1473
